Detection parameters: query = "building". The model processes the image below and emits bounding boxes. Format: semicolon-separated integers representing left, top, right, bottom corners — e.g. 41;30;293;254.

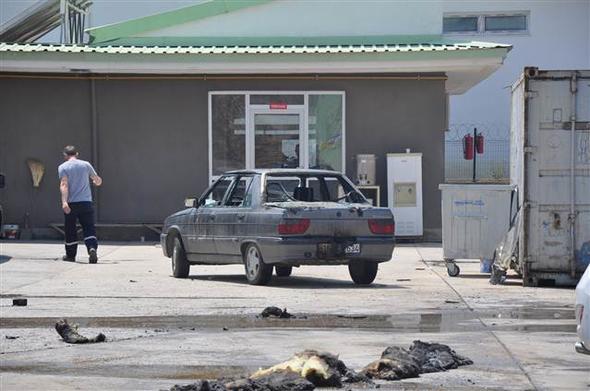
0;0;511;240
442;0;590;181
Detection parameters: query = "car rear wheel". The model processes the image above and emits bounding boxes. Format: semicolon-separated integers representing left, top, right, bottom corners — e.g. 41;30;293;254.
275;266;292;277
171;237;190;278
348;261;378;285
244;244;272;285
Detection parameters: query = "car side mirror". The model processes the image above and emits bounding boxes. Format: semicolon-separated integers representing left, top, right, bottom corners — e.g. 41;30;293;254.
184;197;197;208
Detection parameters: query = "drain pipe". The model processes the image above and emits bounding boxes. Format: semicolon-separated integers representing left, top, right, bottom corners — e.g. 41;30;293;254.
90;79;99;222
569;72;578;278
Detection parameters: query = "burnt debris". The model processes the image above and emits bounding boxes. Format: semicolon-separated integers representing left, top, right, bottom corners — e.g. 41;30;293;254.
260;307;294;319
362;340;473;380
170;372;314;391
170;342;471;390
55;319;106;344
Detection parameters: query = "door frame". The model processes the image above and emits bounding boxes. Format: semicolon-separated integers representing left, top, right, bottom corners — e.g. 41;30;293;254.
248;106;306;170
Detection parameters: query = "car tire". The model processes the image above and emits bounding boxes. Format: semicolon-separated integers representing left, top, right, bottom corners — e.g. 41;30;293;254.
244;244;272;285
171;237;190;278
348;261;378;285
275;266;292;277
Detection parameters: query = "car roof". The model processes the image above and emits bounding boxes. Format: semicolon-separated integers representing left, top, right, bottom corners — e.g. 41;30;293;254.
224;169;342;176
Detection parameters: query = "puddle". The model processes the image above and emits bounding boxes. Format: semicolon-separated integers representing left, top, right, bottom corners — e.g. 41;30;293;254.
0;363;252;380
0;308;576;333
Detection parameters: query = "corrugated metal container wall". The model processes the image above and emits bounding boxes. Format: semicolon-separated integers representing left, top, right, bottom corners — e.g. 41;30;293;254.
511;68;590;286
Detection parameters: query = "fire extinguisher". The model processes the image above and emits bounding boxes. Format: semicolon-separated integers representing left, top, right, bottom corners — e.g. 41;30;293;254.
463;134;474;160
475;133;484;154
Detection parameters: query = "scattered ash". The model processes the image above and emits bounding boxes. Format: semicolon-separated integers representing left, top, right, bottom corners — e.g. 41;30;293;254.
55;319;106;344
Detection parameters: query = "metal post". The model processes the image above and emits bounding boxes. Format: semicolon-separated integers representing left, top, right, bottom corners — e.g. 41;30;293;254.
472;128;477;183
90;79;99;221
569;72;578;278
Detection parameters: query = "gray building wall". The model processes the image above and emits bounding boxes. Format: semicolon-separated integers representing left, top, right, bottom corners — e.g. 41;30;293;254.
0;75;446;239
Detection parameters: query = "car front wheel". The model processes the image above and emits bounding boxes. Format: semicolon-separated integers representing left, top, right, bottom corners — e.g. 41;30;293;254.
171;237;190;278
348;261;378;285
244;244;272;285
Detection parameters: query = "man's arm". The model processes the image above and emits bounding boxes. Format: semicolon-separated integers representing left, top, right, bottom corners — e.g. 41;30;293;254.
60;176;71;214
88;162;102;186
91;175;102;186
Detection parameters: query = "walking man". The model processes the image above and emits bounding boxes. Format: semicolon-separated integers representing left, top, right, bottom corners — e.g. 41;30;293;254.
58;145;102;263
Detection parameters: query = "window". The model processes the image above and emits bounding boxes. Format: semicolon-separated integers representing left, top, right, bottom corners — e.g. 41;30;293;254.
211;95;245;176
485;15;527;32
209;92;345;181
443;16;478;33
225;176;254;207
264;173;367;204
443;13;528;34
201;177;233;208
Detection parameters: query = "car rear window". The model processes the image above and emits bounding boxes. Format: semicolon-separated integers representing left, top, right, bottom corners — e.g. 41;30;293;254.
265;174;367;204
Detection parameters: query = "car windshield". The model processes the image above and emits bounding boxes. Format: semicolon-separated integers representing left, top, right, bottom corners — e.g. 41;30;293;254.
265;173;367;204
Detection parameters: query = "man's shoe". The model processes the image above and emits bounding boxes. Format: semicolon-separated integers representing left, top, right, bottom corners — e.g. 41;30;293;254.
89;248;98;264
62;255;75;262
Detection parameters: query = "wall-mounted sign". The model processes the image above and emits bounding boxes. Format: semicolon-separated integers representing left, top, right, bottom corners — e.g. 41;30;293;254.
269;102;288;110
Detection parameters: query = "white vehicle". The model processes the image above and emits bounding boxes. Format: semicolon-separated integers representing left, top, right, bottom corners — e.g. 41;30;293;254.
575;265;590;355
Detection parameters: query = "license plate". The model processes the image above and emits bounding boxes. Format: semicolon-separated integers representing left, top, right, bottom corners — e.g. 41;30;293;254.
344;243;361;254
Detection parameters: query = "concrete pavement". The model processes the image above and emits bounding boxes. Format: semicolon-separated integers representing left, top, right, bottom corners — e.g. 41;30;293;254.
1;241;588;390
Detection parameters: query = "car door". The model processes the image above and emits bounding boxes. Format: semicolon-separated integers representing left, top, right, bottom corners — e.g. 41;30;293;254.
193;176;234;256
215;174;254;261
215;175;255;259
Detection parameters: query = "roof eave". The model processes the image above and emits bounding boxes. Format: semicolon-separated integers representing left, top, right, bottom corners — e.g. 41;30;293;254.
0;48;510;94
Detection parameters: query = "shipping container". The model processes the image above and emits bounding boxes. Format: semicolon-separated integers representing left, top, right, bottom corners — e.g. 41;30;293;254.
511;68;590;286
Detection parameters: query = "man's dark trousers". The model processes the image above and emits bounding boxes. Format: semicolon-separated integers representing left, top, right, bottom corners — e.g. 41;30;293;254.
64;201;98;258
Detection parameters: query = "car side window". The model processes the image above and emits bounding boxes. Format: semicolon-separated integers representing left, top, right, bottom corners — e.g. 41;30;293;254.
225;176;254;207
201;177;233;208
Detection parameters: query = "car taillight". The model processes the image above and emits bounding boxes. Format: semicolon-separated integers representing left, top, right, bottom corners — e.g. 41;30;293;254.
278;218;310;235
368;219;395;235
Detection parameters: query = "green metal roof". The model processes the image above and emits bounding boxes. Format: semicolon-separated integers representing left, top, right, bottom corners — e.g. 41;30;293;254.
0;39;510;56
87;0;273;44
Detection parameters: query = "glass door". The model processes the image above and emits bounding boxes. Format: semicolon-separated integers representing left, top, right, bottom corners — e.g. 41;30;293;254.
249;108;305;169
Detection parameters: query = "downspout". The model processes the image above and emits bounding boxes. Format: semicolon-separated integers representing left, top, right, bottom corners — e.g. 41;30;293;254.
90;78;99;221
569;72;578;278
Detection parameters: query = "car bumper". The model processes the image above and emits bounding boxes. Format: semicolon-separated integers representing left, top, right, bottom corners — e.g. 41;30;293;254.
160;233;169;257
575;341;590;355
257;236;395;265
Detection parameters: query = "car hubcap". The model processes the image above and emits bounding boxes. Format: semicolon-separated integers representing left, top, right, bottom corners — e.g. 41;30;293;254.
246;247;260;278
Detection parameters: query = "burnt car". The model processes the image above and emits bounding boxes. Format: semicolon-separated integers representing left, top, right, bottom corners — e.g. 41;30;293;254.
161;169;395;285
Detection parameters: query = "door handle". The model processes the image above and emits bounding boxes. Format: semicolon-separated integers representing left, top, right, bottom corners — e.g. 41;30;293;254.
209;215;216;221
237;214;245;221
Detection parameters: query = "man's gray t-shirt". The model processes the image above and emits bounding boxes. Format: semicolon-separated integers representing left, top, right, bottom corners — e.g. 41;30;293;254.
58;159;97;203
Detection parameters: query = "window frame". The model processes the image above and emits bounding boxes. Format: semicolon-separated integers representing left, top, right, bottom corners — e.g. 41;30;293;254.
224;175;255;208
208;91;346;183
442;11;529;35
199;175;236;208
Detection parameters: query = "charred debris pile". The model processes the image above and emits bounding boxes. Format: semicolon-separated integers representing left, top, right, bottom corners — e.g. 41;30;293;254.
170;342;473;391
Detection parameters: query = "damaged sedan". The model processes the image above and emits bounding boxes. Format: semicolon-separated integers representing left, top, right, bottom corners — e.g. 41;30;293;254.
161;169;395;285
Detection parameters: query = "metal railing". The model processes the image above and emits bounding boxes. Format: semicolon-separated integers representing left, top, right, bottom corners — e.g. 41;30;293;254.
445;123;510;183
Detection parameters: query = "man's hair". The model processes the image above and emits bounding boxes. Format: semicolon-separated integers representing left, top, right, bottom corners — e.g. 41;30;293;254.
63;145;78;156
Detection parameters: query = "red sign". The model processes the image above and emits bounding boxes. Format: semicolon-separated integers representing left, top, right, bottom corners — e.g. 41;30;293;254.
269;102;288;110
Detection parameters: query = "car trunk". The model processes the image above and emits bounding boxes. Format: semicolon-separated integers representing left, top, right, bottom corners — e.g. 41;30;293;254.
266;201;394;237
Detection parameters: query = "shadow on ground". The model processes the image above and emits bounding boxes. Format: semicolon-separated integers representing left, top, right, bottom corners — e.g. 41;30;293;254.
188;274;405;289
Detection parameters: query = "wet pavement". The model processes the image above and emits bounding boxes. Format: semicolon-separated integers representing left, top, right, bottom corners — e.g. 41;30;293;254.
0;242;588;390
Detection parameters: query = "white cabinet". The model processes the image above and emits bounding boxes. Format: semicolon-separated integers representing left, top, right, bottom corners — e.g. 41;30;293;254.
387;153;423;236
